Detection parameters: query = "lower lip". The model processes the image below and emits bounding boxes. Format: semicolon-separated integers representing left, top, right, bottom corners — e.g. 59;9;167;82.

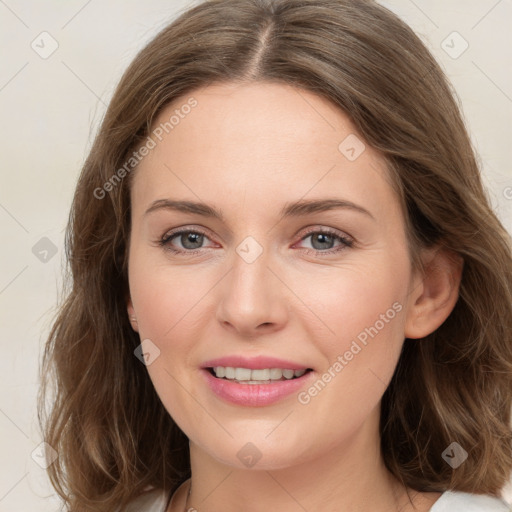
201;368;314;406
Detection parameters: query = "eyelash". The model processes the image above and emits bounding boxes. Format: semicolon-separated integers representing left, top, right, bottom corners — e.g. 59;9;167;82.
158;227;354;256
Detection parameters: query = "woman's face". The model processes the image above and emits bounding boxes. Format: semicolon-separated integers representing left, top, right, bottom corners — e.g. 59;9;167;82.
127;81;423;469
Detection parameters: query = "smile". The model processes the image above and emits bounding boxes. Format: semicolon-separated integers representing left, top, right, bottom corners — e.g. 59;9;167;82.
202;367;315;406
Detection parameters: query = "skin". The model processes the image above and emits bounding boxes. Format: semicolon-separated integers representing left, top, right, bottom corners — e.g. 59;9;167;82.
126;82;463;512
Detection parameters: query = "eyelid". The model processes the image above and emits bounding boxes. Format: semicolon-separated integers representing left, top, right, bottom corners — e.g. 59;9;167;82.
160;224;353;242
161;225;211;241
295;225;353;242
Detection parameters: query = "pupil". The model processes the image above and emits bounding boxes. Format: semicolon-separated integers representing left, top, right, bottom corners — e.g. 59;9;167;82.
182;232;203;249
312;233;333;250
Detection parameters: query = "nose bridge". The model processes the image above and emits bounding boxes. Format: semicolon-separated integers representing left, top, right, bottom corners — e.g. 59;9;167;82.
216;235;287;334
228;238;274;309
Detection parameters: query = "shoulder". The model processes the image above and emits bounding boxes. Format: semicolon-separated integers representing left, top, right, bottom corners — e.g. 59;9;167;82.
431;490;511;512
124;488;168;512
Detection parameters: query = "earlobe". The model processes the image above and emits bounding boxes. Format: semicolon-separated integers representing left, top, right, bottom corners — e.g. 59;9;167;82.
404;246;464;339
126;296;139;333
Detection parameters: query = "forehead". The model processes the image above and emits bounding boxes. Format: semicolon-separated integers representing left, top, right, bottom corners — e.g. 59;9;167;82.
130;81;399;223
153;81;361;161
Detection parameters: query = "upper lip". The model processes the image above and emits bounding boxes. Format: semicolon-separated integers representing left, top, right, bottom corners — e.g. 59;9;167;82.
202;355;311;371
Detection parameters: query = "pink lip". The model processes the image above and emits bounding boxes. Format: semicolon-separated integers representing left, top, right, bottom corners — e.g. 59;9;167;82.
201;368;315;407
202;355;310;370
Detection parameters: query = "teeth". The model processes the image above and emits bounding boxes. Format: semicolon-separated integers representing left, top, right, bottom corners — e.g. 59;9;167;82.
212;366;308;382
269;368;282;379
252;369;270;380
234;368;252;381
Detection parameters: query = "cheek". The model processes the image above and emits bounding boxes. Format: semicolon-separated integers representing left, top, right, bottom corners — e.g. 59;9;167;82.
300;259;408;354
294;255;408;415
128;260;211;429
128;254;208;342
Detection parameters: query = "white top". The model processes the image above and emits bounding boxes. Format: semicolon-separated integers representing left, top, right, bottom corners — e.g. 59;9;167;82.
430;490;510;511
125;488;511;512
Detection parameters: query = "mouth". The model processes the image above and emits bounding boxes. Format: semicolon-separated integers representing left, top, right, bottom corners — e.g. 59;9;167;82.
201;364;316;406
206;366;314;384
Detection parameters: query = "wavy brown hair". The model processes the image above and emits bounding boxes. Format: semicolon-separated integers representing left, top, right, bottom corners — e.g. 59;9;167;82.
38;0;512;510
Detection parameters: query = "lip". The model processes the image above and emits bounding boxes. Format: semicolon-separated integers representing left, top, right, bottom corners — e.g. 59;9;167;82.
201;367;315;407
202;355;310;371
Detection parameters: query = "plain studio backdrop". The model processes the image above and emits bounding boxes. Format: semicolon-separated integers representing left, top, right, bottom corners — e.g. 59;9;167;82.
0;1;511;510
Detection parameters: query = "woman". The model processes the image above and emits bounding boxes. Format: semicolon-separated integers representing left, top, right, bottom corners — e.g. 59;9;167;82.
38;1;512;511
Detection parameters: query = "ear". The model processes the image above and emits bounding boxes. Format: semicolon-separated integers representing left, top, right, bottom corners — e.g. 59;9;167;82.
404;246;464;339
126;295;139;333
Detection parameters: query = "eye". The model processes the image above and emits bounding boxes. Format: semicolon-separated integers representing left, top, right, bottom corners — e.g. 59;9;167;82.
159;227;215;254
158;226;354;256
296;228;354;255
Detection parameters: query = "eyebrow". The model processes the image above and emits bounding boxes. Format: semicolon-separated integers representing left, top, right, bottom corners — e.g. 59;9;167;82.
144;198;375;221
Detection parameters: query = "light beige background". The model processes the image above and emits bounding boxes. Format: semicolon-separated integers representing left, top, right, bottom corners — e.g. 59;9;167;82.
0;1;511;510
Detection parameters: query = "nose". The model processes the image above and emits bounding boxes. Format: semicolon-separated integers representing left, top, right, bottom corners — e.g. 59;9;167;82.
215;247;289;338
